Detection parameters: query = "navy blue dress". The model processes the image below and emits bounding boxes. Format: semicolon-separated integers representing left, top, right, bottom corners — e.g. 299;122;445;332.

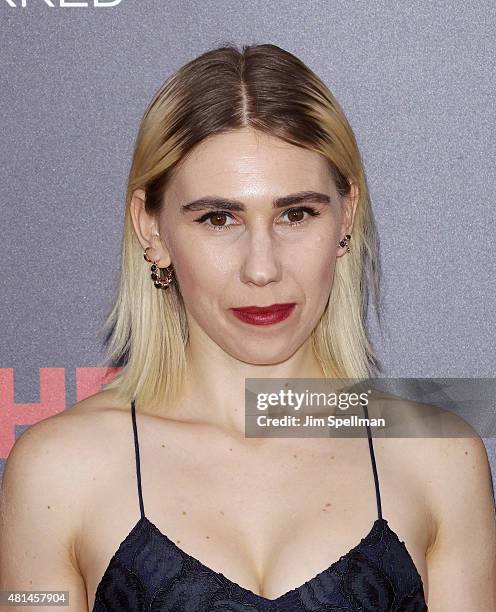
93;399;428;611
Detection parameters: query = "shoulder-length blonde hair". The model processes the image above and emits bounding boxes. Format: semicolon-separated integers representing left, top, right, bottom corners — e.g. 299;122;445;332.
98;43;384;413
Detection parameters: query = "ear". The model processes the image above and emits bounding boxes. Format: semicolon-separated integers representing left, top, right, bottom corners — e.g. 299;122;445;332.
338;182;359;250
129;188;172;267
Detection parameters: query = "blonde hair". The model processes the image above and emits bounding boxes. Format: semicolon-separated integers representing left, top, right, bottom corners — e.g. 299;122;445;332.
98;43;384;413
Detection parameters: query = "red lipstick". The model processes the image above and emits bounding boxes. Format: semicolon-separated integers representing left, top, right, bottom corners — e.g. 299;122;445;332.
230;303;296;326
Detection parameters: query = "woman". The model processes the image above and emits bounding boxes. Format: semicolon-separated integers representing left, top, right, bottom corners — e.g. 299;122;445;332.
1;44;495;611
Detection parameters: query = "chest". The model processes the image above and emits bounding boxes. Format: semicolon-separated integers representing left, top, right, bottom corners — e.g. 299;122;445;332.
78;434;430;608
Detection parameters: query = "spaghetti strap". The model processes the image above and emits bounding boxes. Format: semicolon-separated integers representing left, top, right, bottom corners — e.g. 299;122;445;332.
360;399;383;520
131;399;145;520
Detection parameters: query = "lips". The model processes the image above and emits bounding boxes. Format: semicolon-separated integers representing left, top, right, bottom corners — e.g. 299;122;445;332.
230;303;296;326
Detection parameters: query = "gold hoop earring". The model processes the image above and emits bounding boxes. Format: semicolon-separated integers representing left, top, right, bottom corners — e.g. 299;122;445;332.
143;247;175;289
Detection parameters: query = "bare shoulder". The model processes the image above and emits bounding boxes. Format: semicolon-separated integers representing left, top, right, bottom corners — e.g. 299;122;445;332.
65;386;133;416
368;389;478;437
369;391;495;531
369;389;491;471
1;388;132;530
4;387;131;466
369;394;496;607
0;389;135;599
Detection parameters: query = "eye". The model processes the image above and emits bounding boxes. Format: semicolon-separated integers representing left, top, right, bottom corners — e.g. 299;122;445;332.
280;206;320;227
194;211;237;231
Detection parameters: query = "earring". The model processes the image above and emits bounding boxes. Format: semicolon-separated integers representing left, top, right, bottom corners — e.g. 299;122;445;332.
143;247;174;289
338;234;352;253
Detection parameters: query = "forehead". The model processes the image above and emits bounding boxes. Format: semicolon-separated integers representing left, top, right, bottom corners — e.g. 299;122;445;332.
167;128;334;200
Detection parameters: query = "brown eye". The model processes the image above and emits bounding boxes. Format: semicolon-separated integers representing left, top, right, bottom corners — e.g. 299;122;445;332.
210;213;227;226
287;209;305;223
281;206;320;226
194;210;236;231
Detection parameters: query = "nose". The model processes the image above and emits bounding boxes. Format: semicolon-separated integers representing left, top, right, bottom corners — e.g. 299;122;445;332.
239;225;282;286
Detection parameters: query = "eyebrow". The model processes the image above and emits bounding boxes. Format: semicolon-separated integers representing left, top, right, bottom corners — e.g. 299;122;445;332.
179;190;331;214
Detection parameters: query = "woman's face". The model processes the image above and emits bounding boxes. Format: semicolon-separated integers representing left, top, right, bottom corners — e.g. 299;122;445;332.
139;127;356;365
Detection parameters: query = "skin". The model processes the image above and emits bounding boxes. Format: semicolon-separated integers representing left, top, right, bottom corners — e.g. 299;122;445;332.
0;128;495;611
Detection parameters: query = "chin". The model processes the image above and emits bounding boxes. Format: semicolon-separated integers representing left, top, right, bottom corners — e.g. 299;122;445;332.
226;343;300;366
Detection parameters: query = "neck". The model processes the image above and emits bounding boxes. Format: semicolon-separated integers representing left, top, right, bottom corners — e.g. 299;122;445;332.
163;334;327;436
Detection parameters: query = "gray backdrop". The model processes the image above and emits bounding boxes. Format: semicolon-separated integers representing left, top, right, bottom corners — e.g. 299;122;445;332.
1;2;495;492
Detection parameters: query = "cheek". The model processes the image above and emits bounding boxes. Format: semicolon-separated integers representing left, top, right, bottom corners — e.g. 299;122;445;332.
299;234;337;288
171;242;230;304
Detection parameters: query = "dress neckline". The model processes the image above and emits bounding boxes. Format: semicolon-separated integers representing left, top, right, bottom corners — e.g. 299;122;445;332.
94;513;425;605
